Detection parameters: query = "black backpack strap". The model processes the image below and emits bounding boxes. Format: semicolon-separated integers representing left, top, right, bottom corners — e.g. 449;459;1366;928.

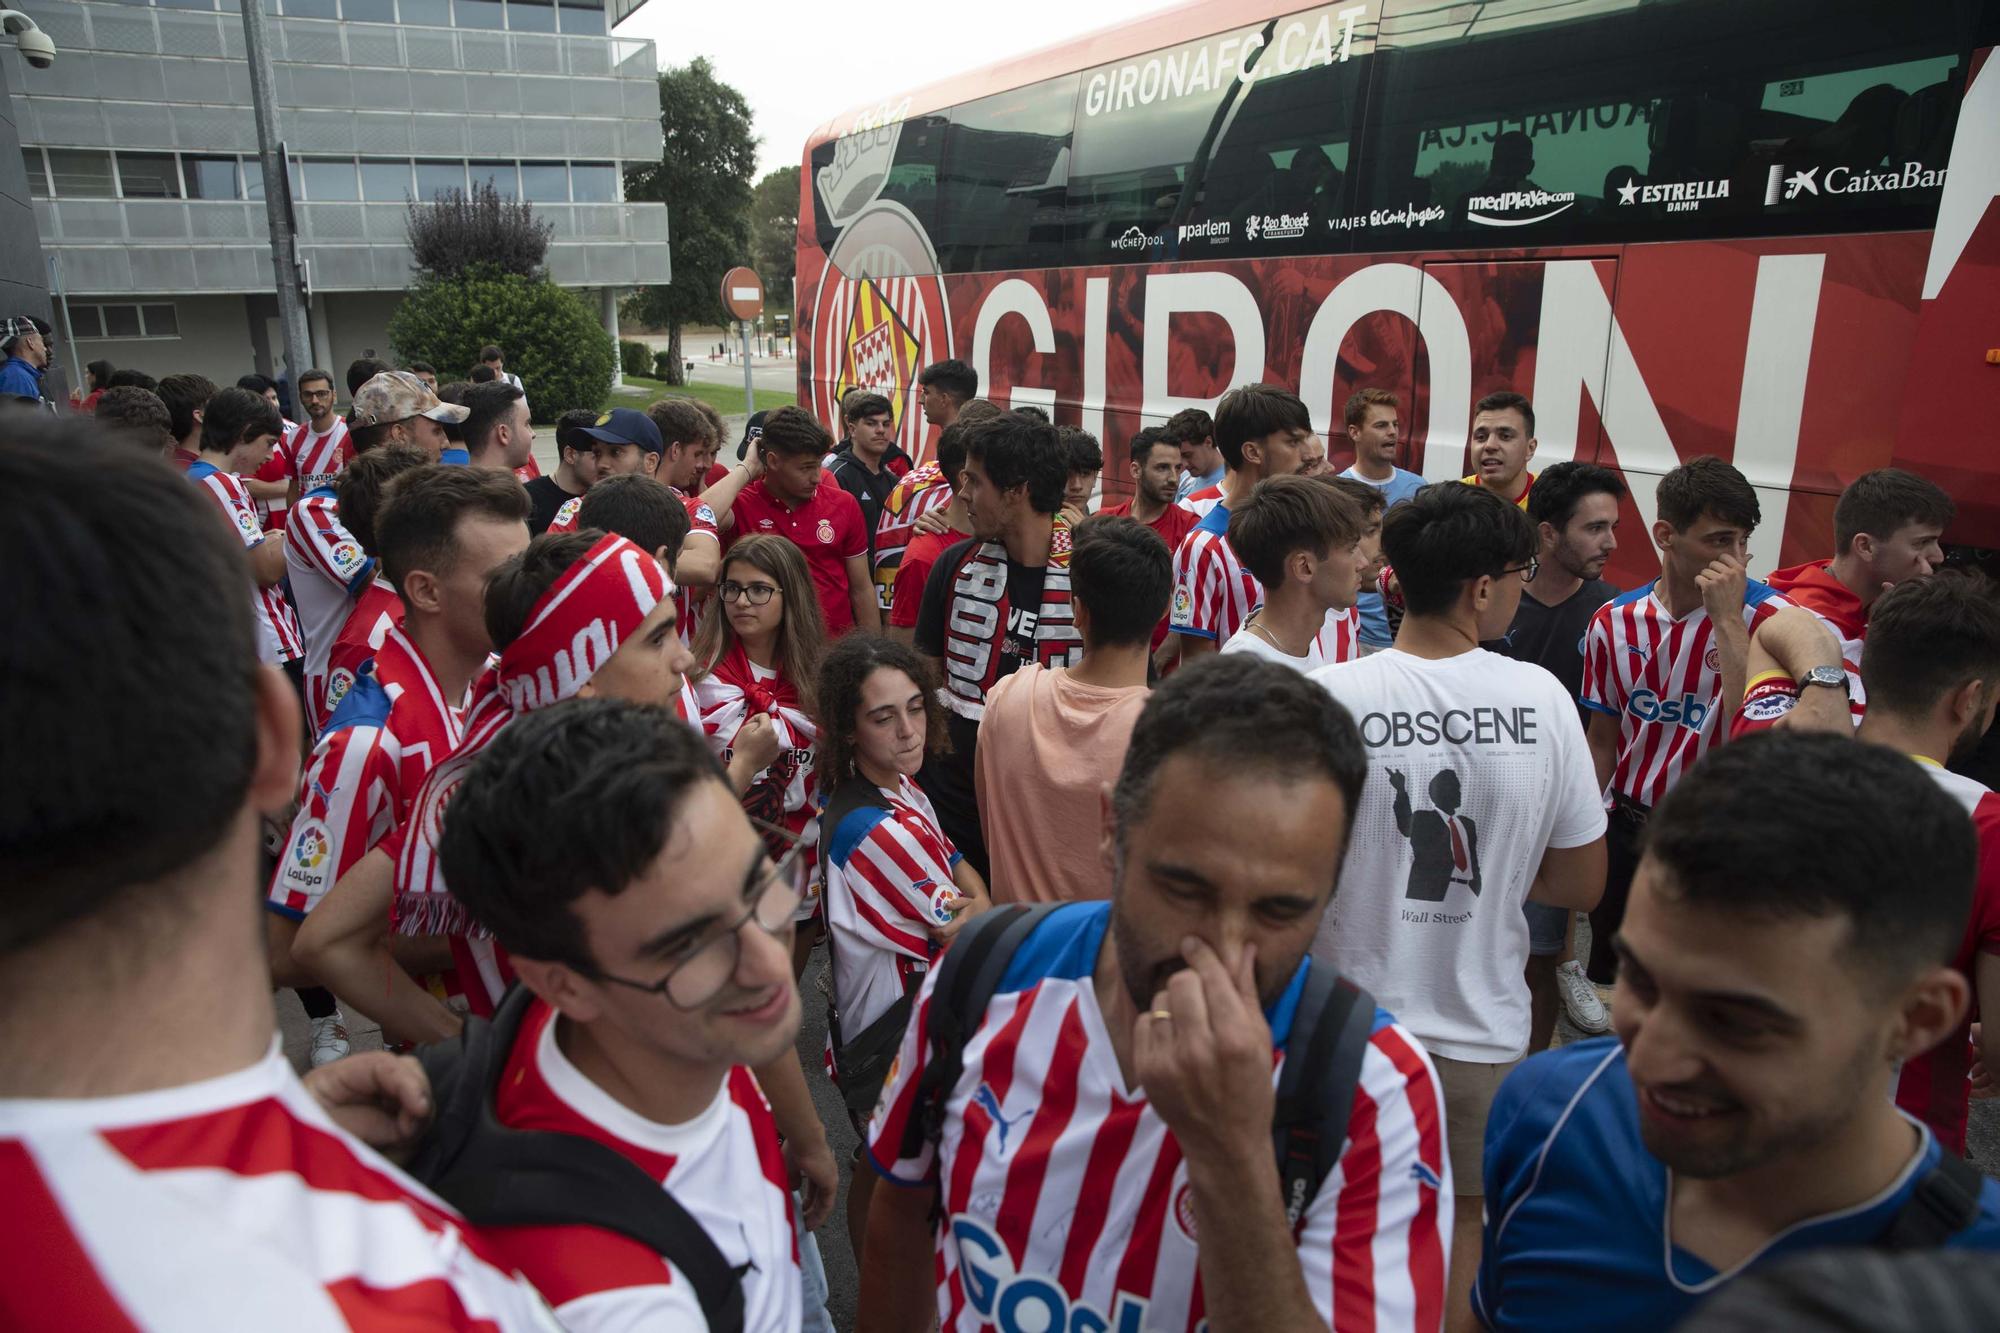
1271;962;1376;1234
1878;1150;1984;1249
900;902;1058;1161
410;987;747;1332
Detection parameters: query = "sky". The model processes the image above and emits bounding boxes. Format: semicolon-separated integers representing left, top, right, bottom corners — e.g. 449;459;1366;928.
616;0;1175;178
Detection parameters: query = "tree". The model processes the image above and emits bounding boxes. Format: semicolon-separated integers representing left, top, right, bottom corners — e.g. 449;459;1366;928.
389;271;614;420
749;164;799;309
405;183;552;279
624;57;757;385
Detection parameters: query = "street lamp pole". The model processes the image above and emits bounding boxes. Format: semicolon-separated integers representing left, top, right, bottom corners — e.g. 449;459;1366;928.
238;0;313;390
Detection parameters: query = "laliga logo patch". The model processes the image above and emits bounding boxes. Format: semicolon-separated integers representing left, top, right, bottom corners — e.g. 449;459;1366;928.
292;824;329;869
918;878;953;926
817;517;836;545
324;668;355;714
331;541;363;571
235;507;261;540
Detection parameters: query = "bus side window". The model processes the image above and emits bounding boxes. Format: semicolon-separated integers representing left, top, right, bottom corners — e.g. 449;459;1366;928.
935;78;1077;275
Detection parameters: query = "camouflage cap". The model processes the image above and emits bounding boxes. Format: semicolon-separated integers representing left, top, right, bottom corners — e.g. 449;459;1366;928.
350;370;470;427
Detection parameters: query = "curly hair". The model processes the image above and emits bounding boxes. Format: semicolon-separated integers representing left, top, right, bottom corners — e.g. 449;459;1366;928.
689;534;827;718
812;633;949;788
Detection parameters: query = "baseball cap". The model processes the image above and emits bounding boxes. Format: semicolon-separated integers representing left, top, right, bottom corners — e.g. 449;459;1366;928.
350;370;470;426
2;316;48;352
581;407;664;453
737;409;768;460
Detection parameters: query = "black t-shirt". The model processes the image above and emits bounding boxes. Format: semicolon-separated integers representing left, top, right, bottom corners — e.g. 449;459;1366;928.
826;445;910;556
1485;578;1616;726
524;474;581;536
913;537;1050;877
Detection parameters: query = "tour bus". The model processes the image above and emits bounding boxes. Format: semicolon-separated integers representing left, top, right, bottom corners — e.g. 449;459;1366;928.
795;0;1998;586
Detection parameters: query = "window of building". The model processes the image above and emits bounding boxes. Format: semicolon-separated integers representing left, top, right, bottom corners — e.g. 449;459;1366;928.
570;162;617;202
469;160;519;199
69;303;182;340
183;155;242;200
360;159;413;200
22;149;49;199
934;78;1076;274
157;0;217;11
556;0;605;34
341;0;398;22
300;157;360;201
509;0;558;32
454;0;505;29
116;152;182;199
415;159;466;199
88;152;132;202
399;0;449;23
520;161;569;201
284;0;339;19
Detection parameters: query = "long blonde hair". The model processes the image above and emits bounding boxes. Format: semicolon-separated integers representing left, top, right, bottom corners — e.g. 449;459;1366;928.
689;534;826;715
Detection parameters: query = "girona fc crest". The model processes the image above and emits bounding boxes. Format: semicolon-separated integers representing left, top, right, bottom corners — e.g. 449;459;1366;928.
810;199;952;466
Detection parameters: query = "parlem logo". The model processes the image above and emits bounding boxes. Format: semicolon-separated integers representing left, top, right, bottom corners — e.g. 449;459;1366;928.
1176;219;1230;244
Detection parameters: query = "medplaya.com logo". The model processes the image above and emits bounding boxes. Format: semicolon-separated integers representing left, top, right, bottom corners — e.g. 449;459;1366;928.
1466;189;1577;226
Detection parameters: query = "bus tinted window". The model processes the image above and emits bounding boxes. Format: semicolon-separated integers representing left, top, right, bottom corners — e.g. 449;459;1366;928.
1068;2;1378;264
812;109;946;265
936;77;1077;273
1353;0;1968;249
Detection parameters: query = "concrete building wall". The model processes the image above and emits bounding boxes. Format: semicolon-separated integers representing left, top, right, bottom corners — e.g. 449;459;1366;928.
0;56;65;404
63;293;262;387
320;289;405;378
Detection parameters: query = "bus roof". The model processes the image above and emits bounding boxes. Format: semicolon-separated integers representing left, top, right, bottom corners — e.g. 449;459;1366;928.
803;0;1304;152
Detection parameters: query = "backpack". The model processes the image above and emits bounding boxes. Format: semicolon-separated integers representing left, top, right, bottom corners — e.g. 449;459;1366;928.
898;902;1379;1232
1880;1149;1985;1248
404;985;747;1332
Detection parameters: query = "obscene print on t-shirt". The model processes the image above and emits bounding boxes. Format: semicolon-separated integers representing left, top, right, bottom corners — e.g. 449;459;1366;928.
1355;705;1545;930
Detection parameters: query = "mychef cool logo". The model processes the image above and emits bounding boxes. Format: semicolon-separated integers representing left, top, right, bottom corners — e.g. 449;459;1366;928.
952;1216;1183;1333
1466;189;1577;226
1765;161;1946;204
1627;688;1710;729
1111;226;1163;252
1176;219;1230;243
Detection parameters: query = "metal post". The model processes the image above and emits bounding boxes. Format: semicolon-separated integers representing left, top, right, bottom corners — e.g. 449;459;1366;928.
239;0;312;393
47;255;83;399
740;319;754;418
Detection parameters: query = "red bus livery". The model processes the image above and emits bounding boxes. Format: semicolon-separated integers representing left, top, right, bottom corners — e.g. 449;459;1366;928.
798;0;1999;587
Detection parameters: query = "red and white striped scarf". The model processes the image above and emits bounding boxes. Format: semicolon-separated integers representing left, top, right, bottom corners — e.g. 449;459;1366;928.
693;641;819;846
394;535;670;1007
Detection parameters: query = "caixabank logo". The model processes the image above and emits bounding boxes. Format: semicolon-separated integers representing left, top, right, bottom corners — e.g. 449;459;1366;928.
1764;161;1948;204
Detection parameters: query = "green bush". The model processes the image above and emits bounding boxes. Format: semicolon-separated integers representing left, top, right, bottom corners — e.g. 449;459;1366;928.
653;350;677;380
389;268;614;420
620;339;653;380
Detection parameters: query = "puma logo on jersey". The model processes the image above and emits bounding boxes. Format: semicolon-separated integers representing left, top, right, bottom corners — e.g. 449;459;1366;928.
972;1082;1031;1154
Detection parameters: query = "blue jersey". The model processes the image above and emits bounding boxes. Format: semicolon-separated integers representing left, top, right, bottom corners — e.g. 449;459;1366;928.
1339;466;1426;646
1475;1038;2000;1332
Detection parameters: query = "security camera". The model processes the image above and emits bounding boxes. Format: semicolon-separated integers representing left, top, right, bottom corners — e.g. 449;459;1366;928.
1;10;55;70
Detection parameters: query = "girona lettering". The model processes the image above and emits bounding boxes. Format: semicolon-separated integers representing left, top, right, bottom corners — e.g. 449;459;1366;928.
952;1217;1160;1333
1627;688;1710;729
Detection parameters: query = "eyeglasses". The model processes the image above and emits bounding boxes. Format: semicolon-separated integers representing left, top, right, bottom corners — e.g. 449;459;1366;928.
586;819;806;1010
720;580;778;606
1503;557;1539;583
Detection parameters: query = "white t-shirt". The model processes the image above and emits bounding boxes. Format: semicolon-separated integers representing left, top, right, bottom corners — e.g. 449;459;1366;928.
1308;648;1606;1063
1220;623;1326;673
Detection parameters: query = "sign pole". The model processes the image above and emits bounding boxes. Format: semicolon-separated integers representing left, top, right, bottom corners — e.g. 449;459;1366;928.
740;319;754;419
719;265;766;428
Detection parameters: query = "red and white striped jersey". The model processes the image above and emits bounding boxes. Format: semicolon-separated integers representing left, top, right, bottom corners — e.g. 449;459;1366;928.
286;418;351;495
549;486;717;644
1315;605;1362;665
317;577;401;732
1181;482;1226;519
288;490;375;717
821;775;958;1050
481;997;798;1332
1169;504;1261;643
187;461;304;665
251;426;294;528
1581;579;1791;808
1767;559;1869;720
0;1043;559;1332
869;901;1452;1333
267;626;461;920
874;462;952;578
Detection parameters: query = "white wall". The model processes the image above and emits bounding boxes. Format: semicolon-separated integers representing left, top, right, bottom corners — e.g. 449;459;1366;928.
61;294;254;390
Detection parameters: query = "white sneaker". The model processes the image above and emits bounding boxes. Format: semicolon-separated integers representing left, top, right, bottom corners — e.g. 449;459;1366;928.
1556;961;1611;1034
308;1013;351;1068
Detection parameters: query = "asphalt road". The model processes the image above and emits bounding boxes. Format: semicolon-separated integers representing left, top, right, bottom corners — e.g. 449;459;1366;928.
278;922;2000;1333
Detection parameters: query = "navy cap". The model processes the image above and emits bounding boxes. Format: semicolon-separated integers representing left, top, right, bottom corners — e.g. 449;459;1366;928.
737;409;768;460
581;407;663;453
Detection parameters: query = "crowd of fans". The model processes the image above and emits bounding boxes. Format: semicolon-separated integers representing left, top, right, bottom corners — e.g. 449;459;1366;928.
3;337;1999;1332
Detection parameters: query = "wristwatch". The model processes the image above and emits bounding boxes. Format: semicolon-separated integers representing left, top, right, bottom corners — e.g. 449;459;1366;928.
1797;665;1849;696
